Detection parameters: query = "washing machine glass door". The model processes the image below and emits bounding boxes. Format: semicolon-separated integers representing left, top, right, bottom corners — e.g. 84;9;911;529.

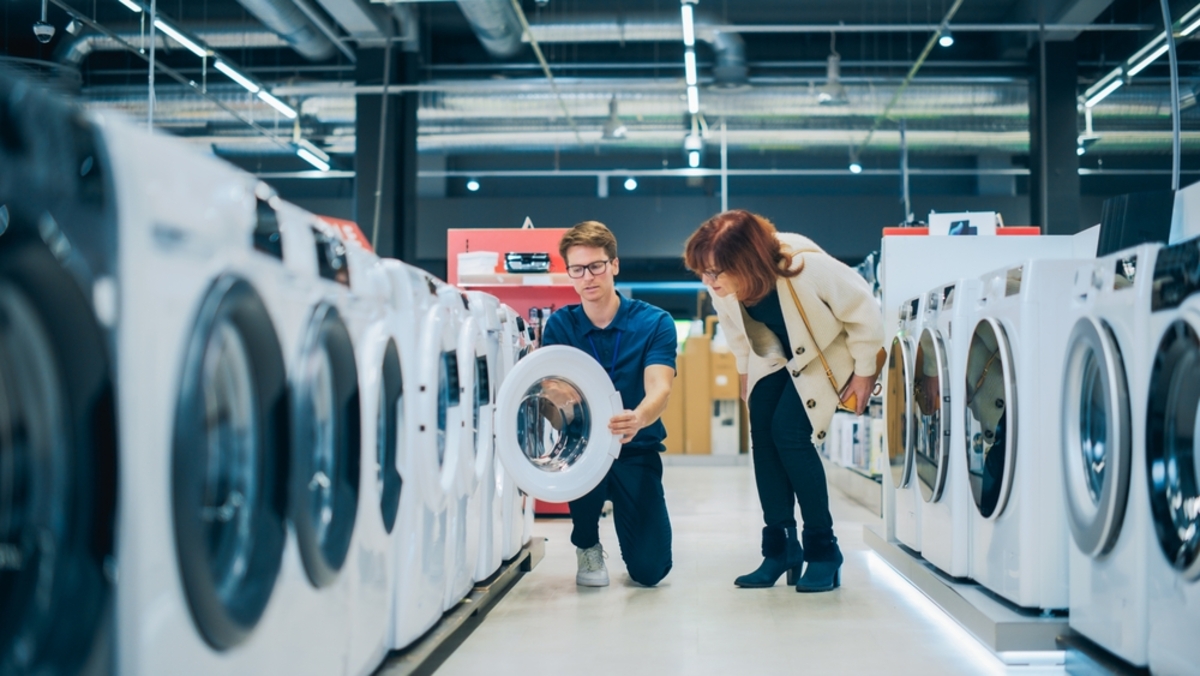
173;276;287;650
1061;316;1130;558
0;259;116;671
1146;315;1200;579
493;345;623;503
885;336;914;489
914;328;951;502
292;303;361;588
963;318;1017;519
377;338;403;534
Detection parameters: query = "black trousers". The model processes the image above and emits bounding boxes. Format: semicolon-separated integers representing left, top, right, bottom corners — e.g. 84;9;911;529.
748;369;837;557
569;450;673;586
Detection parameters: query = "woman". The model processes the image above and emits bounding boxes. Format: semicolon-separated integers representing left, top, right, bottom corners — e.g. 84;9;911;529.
684;210;884;592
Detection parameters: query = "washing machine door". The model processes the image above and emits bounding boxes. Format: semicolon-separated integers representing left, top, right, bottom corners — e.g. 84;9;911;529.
493;346;623;503
377;338;403;534
1061;316;1131;558
885;335;913;489
914;328;951;502
172;276;288;650
291;302;360;588
0;240;117;672
1145;313;1200;579
963;318;1017;519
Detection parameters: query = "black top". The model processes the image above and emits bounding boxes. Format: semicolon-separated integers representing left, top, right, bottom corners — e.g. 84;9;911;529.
743;288;793;356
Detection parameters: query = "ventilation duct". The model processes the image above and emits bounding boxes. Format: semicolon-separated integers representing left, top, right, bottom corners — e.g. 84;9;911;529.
456;0;524;59
233;0;335;61
58;24;290;66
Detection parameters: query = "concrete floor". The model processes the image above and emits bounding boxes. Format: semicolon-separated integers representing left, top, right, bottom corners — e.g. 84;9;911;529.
436;464;1067;675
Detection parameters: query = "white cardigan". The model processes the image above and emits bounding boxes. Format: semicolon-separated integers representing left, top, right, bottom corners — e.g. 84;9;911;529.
710;232;885;444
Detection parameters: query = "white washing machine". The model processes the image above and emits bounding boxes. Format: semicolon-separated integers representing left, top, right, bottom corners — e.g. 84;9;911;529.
340;244;402;676
885;295;923;552
1059;243;1161;667
386;263;450;650
467;291;505;581
103;117;313;674
964;258;1078;610
0;75;119;675
438;285;482;609
1141;236;1200;675
916;278;983;579
496;305;528;560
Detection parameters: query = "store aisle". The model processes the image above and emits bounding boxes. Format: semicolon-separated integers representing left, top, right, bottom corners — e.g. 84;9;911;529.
437;465;1063;676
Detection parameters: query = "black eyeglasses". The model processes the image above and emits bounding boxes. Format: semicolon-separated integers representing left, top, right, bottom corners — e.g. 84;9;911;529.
700;269;723;281
566;259;612;278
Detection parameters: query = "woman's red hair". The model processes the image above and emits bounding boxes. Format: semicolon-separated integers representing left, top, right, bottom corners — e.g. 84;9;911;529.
683;209;799;305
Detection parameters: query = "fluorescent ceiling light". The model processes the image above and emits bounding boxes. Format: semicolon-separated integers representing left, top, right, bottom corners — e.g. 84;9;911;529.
680;4;695;47
117;0;142;12
1183;16;1200;36
684;50;697;86
214;61;259;93
153;19;207;58
1127;42;1169;76
295;139;329;163
1085;79;1123;108
296;148;330;172
687;85;699;114
257;90;297;119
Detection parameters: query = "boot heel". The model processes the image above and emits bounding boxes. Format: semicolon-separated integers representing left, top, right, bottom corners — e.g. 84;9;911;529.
785;565;802;586
833;569;841;589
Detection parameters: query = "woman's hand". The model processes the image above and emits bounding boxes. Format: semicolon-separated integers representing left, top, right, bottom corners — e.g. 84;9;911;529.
739;374;748;402
840;374;876;416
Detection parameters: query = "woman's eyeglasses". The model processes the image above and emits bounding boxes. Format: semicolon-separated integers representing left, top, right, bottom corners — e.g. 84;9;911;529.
566;259;612;278
700;269;723;282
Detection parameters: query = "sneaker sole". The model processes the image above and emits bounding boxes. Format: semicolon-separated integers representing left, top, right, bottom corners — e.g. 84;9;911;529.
576;577;610;587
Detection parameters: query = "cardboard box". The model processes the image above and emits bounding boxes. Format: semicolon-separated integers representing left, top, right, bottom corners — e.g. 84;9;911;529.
661;368;685;454
681;334;712;454
711;399;740;455
710;350;739;400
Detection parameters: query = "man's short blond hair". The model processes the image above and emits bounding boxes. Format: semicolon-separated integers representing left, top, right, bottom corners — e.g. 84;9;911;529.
559;220;618;263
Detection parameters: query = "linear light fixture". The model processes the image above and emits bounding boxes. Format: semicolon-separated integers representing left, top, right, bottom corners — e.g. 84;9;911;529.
296;148;330;172
1127;42;1170;76
686;85;699;114
117;0;142;12
684;50;697;86
681;2;695;47
1082;2;1200;108
1085;79;1123;108
257;90;297;119
153;19;207;58
214;60;259;93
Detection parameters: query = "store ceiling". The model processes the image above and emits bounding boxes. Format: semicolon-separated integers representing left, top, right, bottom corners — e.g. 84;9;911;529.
1;0;1197;170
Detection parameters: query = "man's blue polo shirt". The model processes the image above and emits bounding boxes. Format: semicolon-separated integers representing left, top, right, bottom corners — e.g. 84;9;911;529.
540;294;677;453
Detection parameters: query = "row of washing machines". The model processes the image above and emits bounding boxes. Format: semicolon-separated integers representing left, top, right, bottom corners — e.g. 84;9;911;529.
885;232;1200;672
0;71;594;676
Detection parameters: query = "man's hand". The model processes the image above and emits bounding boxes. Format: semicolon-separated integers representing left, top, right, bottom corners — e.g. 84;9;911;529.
609;409;646;444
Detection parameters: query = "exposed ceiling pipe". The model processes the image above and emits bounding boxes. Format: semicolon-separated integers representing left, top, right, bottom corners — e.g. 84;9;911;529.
456;0;524;59
233;0;336;61
58;24;290;66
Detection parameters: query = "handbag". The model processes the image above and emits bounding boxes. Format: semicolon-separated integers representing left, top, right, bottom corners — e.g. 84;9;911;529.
784;280;886;413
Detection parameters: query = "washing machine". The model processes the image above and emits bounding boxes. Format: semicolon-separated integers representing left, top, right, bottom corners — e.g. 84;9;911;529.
466;291;505;581
491;344;625;511
385;262;450;650
964;259;1078;610
100;116;315;674
438;285;482;609
915;278;982;579
885;295;923;552
1141;235;1200;675
0;71;119;675
1059;243;1161;667
504;307;539;552
496;305;528;560
340;243;402;676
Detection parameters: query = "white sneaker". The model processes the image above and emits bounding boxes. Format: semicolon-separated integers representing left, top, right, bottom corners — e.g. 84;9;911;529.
576;543;609;587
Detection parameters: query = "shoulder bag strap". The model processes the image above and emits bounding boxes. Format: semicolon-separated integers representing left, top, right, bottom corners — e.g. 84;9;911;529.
783;279;842;395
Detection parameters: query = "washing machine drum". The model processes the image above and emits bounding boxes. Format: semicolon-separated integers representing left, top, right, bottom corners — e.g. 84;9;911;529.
1061;316;1131;558
885;335;914;489
963;318;1016;519
1146;316;1200;579
493;346;623;503
913;328;950;502
173;276;288;650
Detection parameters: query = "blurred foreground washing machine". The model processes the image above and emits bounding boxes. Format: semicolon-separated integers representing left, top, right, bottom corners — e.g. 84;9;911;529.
916;278;983;579
886;296;924;551
467;291;505;580
964;259;1078;610
1060;243;1161;668
1142;236;1200;675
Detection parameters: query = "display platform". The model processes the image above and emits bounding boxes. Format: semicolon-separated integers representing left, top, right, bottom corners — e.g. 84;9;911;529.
376;538;546;676
1057;633;1151;676
822;456;882;517
864;524;1068;659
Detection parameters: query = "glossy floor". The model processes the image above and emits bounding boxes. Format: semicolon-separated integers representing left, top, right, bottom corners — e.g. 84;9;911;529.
437;464;1065;675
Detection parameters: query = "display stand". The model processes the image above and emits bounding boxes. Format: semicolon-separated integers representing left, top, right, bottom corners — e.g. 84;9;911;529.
448;226;578;516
